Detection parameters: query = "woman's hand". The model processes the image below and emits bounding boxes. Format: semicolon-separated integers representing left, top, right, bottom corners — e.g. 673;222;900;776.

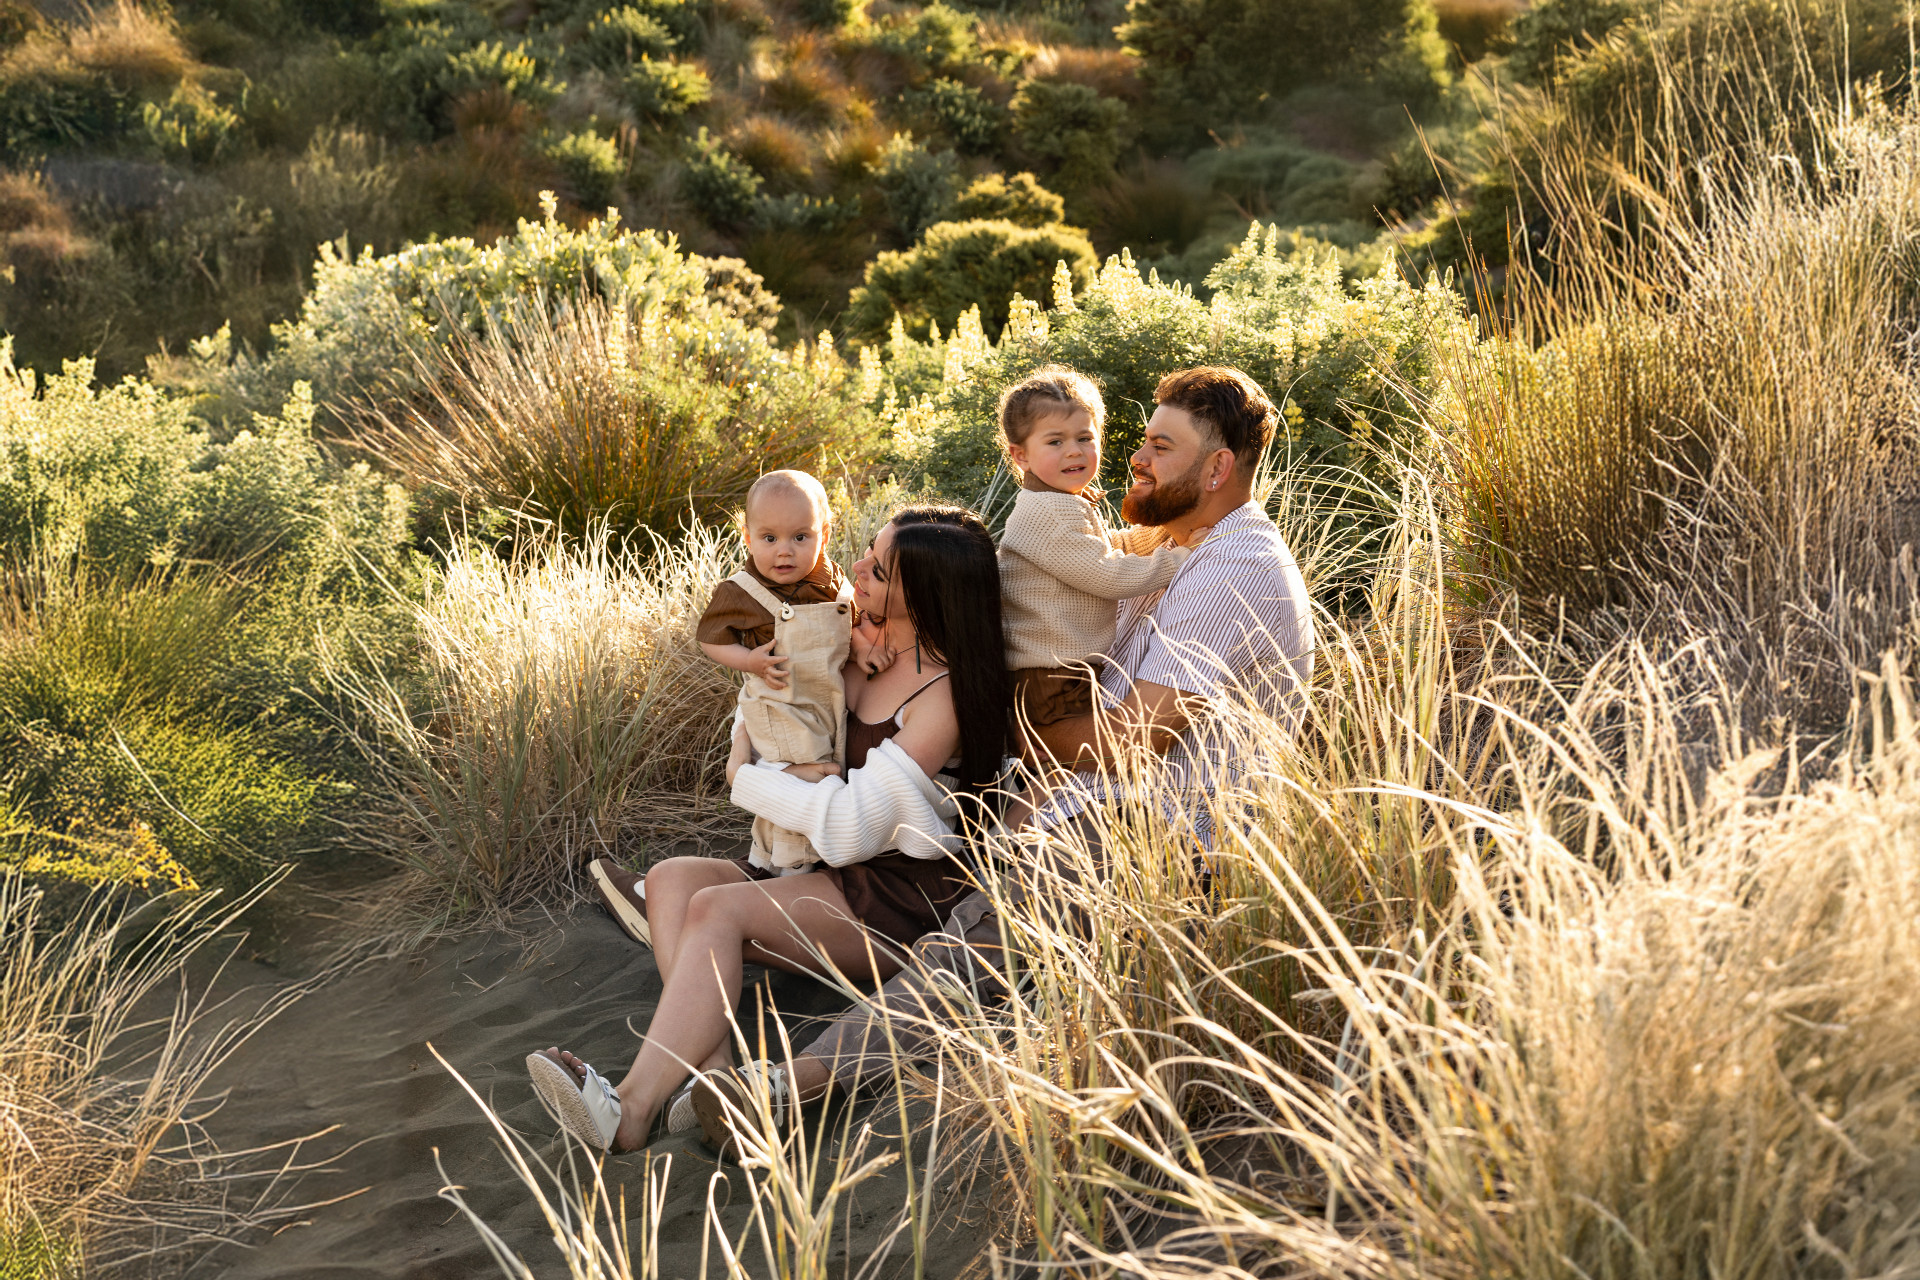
850;618;894;676
782;761;842;783
725;719;754;785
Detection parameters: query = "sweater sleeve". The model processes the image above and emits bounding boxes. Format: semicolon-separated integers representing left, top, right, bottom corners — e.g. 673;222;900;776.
728;738;961;866
1008;493;1189;601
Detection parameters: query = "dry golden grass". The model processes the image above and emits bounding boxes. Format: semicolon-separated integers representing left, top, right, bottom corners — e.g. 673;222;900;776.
0;872;312;1273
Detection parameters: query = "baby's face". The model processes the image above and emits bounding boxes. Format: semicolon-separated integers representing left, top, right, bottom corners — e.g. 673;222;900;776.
745;489;828;585
1009;407;1100;494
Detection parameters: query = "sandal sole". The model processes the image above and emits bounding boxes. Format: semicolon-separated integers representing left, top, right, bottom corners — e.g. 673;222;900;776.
589;861;651;947
691;1073;749;1161
526;1052;614;1151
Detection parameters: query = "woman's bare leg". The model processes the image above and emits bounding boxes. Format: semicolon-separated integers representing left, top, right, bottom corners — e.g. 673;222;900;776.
644;857;749;984
603;875;904;1150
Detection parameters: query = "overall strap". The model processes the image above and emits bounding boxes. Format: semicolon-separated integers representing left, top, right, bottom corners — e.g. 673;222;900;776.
726;570;788;616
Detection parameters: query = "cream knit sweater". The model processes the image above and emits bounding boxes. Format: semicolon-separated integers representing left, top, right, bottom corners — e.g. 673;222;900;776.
730;737;960;867
998;486;1189;670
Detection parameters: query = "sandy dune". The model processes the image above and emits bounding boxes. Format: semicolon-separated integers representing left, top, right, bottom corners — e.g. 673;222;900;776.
182;887;986;1279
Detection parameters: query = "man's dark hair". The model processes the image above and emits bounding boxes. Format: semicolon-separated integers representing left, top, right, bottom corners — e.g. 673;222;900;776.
1153;366;1277;475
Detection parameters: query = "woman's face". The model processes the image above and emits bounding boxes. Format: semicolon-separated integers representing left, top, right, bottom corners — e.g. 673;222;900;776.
851;520;899;620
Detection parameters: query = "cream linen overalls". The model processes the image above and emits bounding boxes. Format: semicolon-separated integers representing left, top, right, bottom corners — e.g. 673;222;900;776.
728;570;854;871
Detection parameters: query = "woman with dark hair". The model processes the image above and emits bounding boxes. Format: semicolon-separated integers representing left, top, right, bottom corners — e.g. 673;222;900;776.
527;505;1010;1153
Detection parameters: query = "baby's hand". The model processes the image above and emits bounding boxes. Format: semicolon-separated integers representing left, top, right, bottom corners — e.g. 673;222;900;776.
748;637;791;690
851;618;895;676
1179;523;1213;549
783;761;842;783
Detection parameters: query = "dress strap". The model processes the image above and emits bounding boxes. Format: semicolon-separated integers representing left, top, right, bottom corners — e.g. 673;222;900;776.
891;672;950;726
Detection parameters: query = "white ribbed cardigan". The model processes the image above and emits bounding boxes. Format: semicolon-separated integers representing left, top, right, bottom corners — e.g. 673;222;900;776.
729;737;961;867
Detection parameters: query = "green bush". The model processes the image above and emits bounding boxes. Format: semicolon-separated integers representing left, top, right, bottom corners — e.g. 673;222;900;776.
578;6;678;68
1120;0;1449;134
547;130;626;209
138;83;241;164
886;223;1467;510
1011;80;1131;196
868;3;983;77
0;573;325;890
907;76;1006;153
196;199;718;426
846;217;1095;341
951;171;1065;228
866;132;959;242
623;56;711;118
683;126;762;224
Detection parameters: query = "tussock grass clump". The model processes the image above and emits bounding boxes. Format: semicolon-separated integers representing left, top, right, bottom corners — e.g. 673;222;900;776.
0;872;298;1273
331;522;740;917
362;291;869;542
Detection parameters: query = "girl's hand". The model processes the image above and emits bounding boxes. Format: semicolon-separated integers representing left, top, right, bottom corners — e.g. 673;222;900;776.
850;618;894;676
1178;523;1213;548
782;761;842;783
725;719;754;784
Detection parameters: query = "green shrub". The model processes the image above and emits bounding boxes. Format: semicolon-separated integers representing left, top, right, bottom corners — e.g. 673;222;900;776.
886;223;1467;510
197;199;717;426
907;76;1006;153
623;55;710;118
951;170;1065;228
578;6;678;68
1120;0;1449;134
866;132;958;242
1507;0;1643;84
683;125;762;224
546;129;626;209
437;40;551;106
1011;80;1131;195
846;216;1096;341
0;573;324;890
138;82;240;164
868;3;982;77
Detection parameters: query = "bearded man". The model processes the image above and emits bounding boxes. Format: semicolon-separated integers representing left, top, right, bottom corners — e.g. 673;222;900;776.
689;366;1315;1142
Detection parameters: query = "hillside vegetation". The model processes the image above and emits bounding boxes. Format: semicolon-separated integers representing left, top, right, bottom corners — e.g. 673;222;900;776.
6;0;1920;1273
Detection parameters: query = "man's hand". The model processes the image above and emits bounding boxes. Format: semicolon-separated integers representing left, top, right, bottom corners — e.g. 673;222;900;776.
782;761;842;783
745;637;791;690
1024;678;1199;769
850;618;894;676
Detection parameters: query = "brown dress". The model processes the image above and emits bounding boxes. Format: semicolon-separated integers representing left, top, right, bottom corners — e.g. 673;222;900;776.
733;676;972;947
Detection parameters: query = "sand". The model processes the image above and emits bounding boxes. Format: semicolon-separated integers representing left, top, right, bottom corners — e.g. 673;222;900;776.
177;874;992;1280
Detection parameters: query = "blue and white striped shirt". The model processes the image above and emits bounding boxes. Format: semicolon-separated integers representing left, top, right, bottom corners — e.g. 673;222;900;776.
1034;501;1315;849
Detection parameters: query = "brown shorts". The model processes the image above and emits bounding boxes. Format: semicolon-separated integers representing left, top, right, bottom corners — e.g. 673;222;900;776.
731;853;973;949
1011;663;1102;728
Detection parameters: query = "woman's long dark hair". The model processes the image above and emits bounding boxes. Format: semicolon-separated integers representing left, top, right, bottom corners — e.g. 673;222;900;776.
886;505;1011;797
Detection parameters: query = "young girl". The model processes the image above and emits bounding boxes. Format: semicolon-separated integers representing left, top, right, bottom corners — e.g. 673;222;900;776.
996;367;1198;728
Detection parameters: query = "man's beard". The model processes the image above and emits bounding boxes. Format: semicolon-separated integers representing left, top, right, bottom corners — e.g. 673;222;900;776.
1121;459;1206;527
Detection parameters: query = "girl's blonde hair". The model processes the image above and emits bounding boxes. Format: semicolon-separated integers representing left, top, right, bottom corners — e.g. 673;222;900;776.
997;366;1106;452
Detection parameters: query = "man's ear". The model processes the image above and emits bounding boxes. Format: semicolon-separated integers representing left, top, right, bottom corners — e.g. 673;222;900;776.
1205;448;1235;492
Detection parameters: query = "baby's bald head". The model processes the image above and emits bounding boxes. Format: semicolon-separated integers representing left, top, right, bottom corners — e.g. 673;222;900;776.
743;469;832;584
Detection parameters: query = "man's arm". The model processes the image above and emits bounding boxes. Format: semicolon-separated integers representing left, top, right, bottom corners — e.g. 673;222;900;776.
1026;678;1207;769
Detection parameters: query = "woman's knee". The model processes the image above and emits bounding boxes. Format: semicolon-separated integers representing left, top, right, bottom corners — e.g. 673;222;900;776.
645;856;719;899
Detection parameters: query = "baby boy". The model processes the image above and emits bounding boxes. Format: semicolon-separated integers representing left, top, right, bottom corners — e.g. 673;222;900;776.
695;470;857;873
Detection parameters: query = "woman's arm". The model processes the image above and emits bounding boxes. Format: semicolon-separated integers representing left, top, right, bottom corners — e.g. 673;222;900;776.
730;740;959;865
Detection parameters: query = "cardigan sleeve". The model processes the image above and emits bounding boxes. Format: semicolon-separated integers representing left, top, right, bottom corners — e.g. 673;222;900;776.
1005;492;1189;601
729;738;961;866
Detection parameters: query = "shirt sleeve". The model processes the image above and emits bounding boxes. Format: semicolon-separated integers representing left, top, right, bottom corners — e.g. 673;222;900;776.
1014;495;1189;601
728;739;961;865
1131;539;1310;701
696;581;773;646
